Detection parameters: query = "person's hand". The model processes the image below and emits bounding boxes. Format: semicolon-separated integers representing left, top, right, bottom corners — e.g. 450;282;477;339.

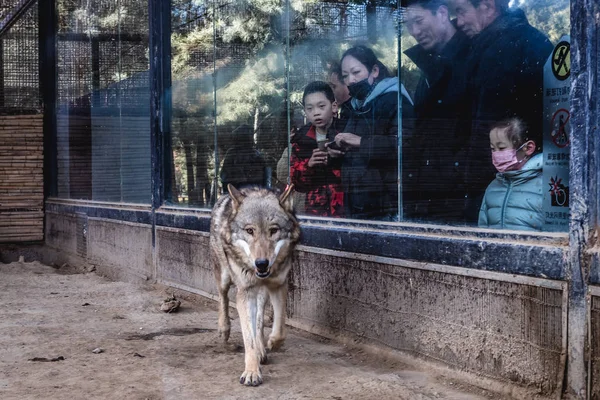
333;132;361;150
326;145;345;158
308;148;328;167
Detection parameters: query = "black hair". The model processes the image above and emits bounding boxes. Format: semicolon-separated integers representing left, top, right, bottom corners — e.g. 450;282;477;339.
491;117;542;153
327;61;343;81
401;0;448;13
302;81;336;106
467;0;510;13
340;45;391;80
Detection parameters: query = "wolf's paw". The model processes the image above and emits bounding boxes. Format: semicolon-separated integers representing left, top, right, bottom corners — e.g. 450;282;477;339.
267;336;284;351
239;369;263;386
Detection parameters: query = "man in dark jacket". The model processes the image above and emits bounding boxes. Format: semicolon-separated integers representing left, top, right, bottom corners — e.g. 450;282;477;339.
452;0;553;223
402;0;471;223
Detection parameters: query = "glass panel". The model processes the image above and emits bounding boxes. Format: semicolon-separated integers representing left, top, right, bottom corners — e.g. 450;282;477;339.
56;0;151;203
289;1;402;219
168;0;570;232
170;0;286;208
401;0;570;231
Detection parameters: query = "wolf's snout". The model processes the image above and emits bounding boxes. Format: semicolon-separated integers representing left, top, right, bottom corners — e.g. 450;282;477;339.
255;259;269;272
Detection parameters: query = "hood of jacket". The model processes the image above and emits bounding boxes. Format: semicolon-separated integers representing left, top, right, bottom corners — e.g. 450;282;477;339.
351;77;413;110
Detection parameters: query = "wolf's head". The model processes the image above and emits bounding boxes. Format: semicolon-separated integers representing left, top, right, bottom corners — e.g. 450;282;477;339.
226;184;300;279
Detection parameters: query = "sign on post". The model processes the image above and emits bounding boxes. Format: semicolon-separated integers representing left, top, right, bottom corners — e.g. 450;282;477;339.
542;35;570;232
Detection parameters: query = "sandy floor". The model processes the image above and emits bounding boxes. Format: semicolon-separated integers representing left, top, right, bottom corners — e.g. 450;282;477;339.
0;260;505;400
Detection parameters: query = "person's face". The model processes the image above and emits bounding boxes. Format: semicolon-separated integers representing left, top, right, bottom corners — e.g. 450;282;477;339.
489;128;514;152
341;55;379;86
328;72;350;104
303;92;338;129
489;127;530;166
453;0;487;38
405;5;449;52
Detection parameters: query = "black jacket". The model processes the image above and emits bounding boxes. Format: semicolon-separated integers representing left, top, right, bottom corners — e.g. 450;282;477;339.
403;29;471;222
463;9;553;222
341;77;414;220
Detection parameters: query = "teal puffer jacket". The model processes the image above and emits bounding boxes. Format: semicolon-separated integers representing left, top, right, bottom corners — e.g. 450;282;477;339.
478;153;543;231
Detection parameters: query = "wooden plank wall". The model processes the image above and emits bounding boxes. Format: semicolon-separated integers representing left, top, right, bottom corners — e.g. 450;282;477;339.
0;114;44;242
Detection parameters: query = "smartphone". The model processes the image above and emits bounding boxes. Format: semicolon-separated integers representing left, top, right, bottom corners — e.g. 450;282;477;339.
317;140;328;151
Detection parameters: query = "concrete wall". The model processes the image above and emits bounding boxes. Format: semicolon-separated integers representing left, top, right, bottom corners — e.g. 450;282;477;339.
45;210;152;283
42;206;568;397
289;249;565;394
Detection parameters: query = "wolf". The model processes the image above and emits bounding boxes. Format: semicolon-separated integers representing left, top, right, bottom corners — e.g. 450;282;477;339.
210;184;300;386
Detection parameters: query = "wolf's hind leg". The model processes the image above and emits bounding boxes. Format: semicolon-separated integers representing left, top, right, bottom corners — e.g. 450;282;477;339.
267;284;287;351
216;271;232;343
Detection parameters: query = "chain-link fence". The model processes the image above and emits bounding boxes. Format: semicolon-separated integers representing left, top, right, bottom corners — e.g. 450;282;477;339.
0;0;40;113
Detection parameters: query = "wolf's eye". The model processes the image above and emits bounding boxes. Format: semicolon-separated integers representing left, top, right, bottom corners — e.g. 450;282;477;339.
269;227;279;236
246;228;254;235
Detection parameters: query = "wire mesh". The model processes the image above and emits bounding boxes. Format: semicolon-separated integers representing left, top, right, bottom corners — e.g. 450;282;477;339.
0;0;40;112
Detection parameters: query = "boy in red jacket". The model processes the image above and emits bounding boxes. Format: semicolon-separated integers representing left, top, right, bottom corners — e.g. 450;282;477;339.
291;81;345;217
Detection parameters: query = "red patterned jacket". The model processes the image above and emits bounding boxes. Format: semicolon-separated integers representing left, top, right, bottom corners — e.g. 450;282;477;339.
290;121;344;217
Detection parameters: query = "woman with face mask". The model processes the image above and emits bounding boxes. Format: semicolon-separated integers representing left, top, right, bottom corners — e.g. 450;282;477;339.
478;118;544;231
331;45;414;220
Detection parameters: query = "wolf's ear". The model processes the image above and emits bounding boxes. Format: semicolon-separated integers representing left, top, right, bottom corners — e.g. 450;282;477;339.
279;184;295;212
227;184;245;207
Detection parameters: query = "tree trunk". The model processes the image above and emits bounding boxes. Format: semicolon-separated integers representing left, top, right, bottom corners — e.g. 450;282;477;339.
182;138;196;204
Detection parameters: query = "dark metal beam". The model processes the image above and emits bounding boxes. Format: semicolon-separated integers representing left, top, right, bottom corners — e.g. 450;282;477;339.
149;0;172;228
0;40;4;108
0;0;37;39
40;0;57;199
568;0;599;397
57;33;147;42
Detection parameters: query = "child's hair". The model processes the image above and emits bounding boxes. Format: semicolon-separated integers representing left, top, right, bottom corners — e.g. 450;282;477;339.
490;118;539;150
327;61;343;81
340;45;391;80
302;81;335;106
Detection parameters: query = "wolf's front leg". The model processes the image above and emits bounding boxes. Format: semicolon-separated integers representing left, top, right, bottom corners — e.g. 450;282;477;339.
236;289;263;386
267;284;287;351
256;287;268;364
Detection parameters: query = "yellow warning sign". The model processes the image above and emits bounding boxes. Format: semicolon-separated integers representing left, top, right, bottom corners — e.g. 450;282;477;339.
552;41;570;81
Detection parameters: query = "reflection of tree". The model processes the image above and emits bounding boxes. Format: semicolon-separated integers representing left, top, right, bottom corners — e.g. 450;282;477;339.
55;0;568;204
518;0;570;44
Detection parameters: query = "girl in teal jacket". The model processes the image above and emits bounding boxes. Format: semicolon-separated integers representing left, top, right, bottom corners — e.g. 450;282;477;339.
478;118;543;231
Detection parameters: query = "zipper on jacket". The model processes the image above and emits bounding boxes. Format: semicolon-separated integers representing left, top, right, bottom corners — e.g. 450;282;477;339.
500;180;513;228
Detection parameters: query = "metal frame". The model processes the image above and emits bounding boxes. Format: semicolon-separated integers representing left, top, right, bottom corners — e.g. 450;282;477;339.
567;0;600;396
39;0;57;199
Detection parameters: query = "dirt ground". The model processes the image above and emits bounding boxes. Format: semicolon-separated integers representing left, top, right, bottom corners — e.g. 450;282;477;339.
0;259;508;400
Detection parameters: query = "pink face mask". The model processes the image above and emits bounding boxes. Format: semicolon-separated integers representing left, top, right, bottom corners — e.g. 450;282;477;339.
491;143;526;172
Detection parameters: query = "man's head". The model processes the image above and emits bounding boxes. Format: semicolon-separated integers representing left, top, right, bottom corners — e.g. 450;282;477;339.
403;0;456;52
452;0;509;38
302;81;338;130
327;63;351;105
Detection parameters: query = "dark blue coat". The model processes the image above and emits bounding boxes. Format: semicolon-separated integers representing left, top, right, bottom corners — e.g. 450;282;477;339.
341;77;414;220
463;9;553;223
403;29;471;223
